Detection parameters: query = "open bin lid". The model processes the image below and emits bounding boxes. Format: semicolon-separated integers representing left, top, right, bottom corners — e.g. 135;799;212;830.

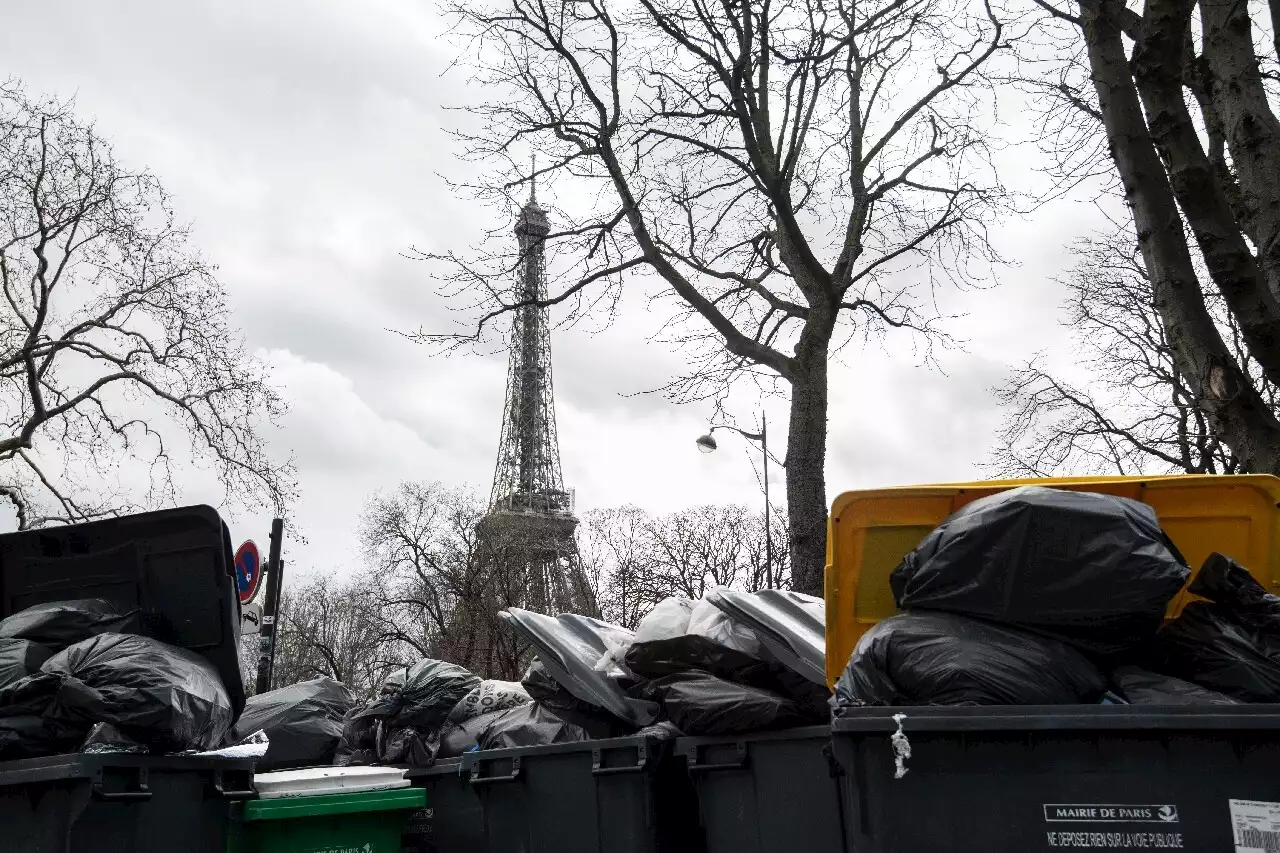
254;765;411;799
0;505;247;715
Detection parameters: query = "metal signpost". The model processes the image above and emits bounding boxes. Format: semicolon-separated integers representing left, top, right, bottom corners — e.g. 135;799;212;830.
254;519;286;695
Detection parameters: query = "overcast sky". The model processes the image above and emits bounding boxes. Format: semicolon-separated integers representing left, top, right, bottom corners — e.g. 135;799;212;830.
0;0;1102;575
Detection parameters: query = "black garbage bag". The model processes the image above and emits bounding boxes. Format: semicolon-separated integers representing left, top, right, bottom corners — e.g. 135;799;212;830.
890;487;1189;657
0;599;140;651
833;612;1107;709
0;638;52;690
231;677;358;770
333;705;379;766
632;671;810;735
0;715;83;760
477;700;627;750
437;680;530;759
1152;603;1280;702
342;660;479;767
522;658;580;705
379;659;481;730
39;633;234;752
624;598;829;717
1190;552;1280;626
1147;553;1280;702
1110;666;1240;705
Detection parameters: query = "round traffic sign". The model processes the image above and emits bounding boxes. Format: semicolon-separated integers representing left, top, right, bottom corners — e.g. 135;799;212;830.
235;540;263;604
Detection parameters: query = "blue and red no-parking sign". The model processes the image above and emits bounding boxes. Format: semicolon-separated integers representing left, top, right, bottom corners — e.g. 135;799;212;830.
234;540;263;605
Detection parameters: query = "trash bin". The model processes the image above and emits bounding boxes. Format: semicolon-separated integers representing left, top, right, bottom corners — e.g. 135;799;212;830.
674;725;842;853
0;752;255;853
228;765;425;853
403;759;484;853
831;704;1280;852
0;504;249;716
466;734;704;853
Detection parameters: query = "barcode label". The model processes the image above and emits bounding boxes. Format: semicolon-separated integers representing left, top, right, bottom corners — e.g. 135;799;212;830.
1232;800;1280;853
1239;829;1280;853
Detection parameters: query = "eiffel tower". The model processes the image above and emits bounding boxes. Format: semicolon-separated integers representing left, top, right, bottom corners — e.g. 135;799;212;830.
475;175;596;633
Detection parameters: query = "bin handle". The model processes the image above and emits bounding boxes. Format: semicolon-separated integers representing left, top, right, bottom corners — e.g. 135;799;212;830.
210;771;257;801
470;756;522;786
92;768;152;802
686;742;749;773
591;746;649;776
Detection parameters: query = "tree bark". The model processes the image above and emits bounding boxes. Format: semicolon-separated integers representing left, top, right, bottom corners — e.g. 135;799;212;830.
1130;0;1280;388
1201;0;1280;301
785;309;833;597
1080;0;1280;472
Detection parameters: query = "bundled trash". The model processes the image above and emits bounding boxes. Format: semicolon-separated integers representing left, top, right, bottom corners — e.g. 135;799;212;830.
890;487;1190;658
834;487;1208;712
0;599;141;651
1108;666;1240;706
337;659;480;767
835;612;1107;707
0;599;143;692
232;677;358;770
0;631;235;758
1146;553;1280;702
438;679;532;758
621;596;829;732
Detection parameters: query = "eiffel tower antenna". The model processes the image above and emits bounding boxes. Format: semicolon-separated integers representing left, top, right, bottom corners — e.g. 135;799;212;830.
475;168;596;626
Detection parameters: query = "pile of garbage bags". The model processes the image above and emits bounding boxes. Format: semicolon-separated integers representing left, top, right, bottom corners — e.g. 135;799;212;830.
332;587;831;768
833;485;1280;711
0;599;236;759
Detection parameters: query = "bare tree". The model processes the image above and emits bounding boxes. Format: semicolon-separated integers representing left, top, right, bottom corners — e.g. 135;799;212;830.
1023;0;1280;474
582;502;788;627
415;0;1018;593
991;226;1279;476
359;481;536;679
0;82;294;527
269;573;405;699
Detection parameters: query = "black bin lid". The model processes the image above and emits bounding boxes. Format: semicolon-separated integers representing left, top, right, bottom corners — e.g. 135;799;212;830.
0;505;246;717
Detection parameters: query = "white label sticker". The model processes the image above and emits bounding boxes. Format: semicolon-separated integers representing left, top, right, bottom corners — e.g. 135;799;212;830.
1230;800;1280;853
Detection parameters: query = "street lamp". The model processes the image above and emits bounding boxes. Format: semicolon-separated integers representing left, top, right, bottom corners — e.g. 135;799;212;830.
695;415;774;589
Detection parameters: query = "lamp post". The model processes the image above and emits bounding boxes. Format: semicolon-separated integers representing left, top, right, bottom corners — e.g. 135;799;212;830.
696;414;774;589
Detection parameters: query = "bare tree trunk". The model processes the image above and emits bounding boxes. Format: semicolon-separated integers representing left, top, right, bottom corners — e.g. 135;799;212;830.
1081;0;1280;472
786;316;832;596
1201;0;1280;301
1129;0;1280;387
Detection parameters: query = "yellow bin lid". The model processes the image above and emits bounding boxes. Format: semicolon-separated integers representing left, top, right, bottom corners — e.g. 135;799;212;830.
824;474;1280;687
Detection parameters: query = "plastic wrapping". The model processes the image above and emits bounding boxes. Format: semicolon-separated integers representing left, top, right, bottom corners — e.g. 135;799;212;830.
632;597;697;643
231;677;357;770
1110;666;1240;705
0;599;140;651
706;588;827;686
632;671;810;735
833;612;1107;709
499;608;656;727
624;596;830;718
889;487;1189;656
